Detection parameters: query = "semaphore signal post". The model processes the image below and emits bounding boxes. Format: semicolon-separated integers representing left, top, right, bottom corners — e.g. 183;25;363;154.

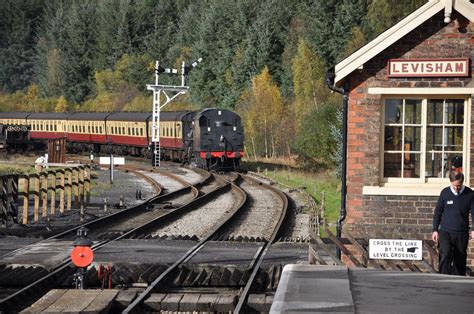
147;58;202;167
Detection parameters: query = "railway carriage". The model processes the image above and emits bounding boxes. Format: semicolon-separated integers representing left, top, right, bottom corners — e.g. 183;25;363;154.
106;112;150;156
67;112;109;153
28;112;68;141
0;108;244;170
0;112;29;126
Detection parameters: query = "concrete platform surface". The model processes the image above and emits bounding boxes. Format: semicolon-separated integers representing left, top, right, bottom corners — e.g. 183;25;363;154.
271;264;474;314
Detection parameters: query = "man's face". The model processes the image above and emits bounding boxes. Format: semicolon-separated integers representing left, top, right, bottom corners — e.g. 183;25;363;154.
451;179;463;193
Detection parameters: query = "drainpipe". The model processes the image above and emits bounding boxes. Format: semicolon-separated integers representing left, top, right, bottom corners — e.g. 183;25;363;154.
325;68;348;260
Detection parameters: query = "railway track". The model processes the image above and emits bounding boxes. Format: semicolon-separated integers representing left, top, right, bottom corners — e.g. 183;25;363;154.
123;171;288;313
0;165;294;312
0;167;217;311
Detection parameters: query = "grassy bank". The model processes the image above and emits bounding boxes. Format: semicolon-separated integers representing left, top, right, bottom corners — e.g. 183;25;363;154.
0;163;35;175
242;160;341;225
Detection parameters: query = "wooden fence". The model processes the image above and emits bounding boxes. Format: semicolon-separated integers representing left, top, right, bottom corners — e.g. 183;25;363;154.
0;165;91;226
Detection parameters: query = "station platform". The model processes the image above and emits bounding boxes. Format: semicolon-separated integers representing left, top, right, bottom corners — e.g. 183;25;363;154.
271;264;474;313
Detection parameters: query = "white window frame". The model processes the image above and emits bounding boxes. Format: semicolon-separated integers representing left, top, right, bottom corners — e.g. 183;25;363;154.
380;95;470;185
362;94;473;196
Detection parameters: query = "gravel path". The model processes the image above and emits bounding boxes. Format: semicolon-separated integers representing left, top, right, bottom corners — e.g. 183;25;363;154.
226;178;284;241
151;189;239;240
90;167;155;207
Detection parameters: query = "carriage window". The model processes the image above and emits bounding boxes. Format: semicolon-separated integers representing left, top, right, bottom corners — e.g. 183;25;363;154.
54;125;57;131
140;128;143;136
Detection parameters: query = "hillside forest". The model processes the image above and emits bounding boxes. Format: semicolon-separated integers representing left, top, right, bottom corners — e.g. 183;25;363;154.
0;0;426;166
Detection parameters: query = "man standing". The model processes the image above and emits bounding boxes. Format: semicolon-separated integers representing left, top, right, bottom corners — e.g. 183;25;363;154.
432;171;474;275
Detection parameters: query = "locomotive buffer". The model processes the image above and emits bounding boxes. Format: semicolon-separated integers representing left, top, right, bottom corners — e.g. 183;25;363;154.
147;58;202;167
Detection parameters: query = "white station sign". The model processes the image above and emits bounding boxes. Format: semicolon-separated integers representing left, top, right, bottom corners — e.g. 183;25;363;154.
388;58;469;77
369;239;422;260
99;156;125;165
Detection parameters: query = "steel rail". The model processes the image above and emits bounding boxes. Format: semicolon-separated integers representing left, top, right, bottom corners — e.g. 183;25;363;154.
0;170;217;312
123;172;247;313
233;174;289;313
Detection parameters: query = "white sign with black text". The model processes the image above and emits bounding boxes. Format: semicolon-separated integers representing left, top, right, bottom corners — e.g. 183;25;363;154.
369;239;422;260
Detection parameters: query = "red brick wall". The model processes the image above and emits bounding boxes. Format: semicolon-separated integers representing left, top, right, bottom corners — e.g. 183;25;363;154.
344;11;474;268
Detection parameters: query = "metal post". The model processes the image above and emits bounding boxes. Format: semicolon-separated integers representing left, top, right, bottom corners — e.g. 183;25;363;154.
151;61;161;167
110;155;114;184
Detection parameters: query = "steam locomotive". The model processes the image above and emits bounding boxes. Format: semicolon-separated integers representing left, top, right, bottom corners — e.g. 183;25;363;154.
0;109;244;169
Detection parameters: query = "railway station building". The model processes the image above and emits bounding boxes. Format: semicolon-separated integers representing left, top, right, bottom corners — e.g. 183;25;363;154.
329;0;474;267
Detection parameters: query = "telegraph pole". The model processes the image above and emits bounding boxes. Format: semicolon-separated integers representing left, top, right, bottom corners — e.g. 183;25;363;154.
147;58;202;167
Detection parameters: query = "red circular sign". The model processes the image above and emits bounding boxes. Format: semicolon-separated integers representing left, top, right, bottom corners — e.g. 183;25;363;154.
71;246;94;268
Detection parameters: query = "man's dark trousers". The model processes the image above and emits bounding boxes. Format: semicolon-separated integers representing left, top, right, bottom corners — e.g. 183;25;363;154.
439;229;469;275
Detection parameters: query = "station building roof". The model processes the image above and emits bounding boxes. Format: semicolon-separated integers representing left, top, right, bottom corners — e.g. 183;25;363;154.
334;0;474;86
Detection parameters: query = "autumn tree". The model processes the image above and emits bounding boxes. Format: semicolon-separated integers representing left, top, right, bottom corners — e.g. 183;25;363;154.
292;39;332;128
54;95;68;112
239;67;285;159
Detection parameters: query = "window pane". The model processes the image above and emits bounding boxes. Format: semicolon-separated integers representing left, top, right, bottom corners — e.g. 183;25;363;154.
384;126;402;150
426;127;443;151
384;153;402;178
446;99;464;124
427;100;443;124
405;99;421;124
385;99;403;124
404;152;420;178
404;127;421;151
445;127;463;151
425;152;463;178
425;152;444;178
